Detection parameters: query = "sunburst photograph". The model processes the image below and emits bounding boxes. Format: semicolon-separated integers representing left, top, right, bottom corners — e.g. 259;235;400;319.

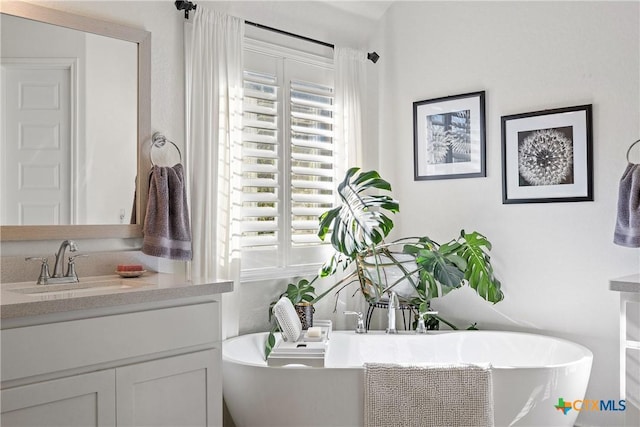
501;104;593;204
517;126;574;187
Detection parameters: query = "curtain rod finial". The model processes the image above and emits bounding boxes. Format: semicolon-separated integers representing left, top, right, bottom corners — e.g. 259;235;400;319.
175;0;197;19
367;52;380;64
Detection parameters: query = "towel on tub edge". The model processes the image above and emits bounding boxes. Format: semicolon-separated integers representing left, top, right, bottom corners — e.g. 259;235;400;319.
364;363;494;427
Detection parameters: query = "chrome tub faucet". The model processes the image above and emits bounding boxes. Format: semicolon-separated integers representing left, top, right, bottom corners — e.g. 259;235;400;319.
416;308;438;334
344;311;367;334
386;291;399;334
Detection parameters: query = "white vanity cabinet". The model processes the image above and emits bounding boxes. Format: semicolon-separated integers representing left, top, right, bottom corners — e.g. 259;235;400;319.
2;349;219;427
1;284;229;427
1;370;116;427
116;349;220;427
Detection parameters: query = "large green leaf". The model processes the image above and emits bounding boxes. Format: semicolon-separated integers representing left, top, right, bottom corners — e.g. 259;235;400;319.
264;327;277;360
457;230;504;303
420;269;439;299
401;237;463;298
318;167;398;259
415;249;465;290
284;278;316;305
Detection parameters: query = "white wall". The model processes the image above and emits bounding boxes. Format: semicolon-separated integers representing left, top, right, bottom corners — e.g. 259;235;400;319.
375;2;639;426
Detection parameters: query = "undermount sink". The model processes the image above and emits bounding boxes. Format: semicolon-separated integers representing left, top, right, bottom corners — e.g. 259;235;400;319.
10;279;148;298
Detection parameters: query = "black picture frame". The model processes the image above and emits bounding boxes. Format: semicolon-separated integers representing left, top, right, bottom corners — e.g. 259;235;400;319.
413;91;486;180
501;104;593;204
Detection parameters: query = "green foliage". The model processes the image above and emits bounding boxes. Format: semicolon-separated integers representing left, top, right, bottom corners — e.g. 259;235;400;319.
316;167;503;314
265;278;317;359
318;168;399;272
404;237;464;296
264;168;505;358
268;278;317;322
400;231;504;305
457;230;504;303
285;278;316;305
265;326;277;359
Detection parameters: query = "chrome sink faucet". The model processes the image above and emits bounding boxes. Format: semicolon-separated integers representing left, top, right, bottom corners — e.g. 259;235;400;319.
25;240;85;285
52;240;78;278
386;291;399;334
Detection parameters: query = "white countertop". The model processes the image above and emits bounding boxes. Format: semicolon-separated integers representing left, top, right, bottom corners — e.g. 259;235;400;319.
609;274;640;293
1;272;233;319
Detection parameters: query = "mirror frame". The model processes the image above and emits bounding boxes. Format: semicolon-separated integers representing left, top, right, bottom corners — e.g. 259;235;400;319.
0;1;151;241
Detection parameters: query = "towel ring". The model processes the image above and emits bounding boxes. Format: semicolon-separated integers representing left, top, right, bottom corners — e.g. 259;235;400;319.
626;139;640;163
150;132;182;166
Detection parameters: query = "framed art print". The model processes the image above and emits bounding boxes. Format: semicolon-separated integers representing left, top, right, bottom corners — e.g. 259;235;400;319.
413;91;486;180
501;104;593;204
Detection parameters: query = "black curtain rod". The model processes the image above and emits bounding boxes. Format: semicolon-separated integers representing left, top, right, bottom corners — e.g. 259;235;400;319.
174;0;380;63
245;21;333;49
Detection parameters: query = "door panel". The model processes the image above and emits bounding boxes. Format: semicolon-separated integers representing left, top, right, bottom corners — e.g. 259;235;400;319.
1;63;72;225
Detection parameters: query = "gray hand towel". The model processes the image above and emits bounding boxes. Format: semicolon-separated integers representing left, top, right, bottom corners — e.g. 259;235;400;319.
614;163;640;247
142;164;192;260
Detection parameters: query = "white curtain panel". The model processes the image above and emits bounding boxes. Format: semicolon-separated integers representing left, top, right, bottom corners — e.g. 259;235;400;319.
185;7;244;338
334;46;366;169
332;47;368;329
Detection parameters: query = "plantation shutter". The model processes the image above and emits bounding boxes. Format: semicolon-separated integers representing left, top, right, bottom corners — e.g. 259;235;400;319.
290;80;335;247
241;69;280;251
241;46;337;277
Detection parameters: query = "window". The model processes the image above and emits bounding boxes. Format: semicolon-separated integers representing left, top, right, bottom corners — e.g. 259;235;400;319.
240;40;338;279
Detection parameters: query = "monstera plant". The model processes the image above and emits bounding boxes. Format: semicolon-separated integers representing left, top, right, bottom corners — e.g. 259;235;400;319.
265;168;504;358
314;167;504;312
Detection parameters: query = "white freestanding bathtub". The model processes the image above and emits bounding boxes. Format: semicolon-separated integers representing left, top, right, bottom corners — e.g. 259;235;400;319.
223;331;592;427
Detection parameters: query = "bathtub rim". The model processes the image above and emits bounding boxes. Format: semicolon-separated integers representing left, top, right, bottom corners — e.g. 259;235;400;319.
222;330;593;371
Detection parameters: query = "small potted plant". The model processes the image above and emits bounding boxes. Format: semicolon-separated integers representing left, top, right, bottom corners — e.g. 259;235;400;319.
266;278;317;357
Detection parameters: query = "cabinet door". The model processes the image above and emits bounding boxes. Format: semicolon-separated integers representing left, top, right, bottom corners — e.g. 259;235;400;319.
1;370;116;427
116;349;221;427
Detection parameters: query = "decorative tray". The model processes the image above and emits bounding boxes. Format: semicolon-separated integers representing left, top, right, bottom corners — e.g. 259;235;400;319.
267;320;332;367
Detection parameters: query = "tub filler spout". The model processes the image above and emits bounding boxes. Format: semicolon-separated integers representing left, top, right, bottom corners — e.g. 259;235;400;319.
386;291;399;334
344;311;367;334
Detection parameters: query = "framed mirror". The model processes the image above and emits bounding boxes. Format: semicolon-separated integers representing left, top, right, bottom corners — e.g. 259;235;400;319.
0;1;151;241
